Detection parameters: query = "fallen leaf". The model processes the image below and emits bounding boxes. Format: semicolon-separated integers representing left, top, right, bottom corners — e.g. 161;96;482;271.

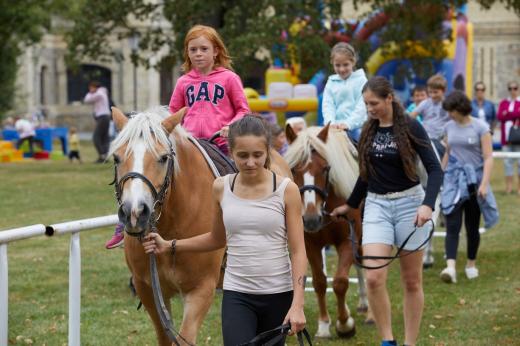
434;314;443;319
16;336;24;341
493;326;502;332
429;324;436;329
24;339;33;345
429;334;435;339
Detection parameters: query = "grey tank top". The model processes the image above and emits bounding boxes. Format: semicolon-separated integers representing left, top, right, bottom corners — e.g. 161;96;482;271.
221;173;293;294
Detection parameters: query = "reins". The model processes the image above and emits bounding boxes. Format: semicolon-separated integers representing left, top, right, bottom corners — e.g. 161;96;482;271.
110;138;194;346
329;212;435;270
239;323;313;346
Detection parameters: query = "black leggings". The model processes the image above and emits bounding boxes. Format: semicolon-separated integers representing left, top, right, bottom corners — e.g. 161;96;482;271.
444;195;481;260
222;290;293;346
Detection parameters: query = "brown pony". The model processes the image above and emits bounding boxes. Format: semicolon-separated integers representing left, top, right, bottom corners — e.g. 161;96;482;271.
110;107;291;345
284;124;371;338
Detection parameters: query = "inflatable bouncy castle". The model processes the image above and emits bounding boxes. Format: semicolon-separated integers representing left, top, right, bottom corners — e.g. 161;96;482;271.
356;5;473;105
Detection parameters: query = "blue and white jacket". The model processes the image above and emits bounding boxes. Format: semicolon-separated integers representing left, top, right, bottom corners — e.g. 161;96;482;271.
441;156;499;228
322;69;368;130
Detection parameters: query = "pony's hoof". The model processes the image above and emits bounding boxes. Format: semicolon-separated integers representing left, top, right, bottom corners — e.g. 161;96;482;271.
315;320;331;338
364;317;376;325
336;317;356;338
423;262;434;269
356;305;368;314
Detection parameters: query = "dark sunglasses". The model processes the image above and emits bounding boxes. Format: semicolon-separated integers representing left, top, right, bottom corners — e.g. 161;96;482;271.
475;88;485;91
509;86;519;91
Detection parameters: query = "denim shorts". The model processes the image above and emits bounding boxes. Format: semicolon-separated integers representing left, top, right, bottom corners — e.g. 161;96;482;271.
362;185;432;251
503;145;520;177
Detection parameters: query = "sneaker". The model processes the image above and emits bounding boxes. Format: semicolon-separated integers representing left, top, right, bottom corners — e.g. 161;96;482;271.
465;266;479;280
440;267;457;283
105;223;125;249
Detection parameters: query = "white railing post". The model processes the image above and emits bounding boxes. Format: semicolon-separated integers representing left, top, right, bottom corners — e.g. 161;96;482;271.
0;244;8;346
68;232;81;346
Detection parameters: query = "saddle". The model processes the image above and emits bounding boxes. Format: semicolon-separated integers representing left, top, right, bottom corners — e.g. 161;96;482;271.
196;139;237;176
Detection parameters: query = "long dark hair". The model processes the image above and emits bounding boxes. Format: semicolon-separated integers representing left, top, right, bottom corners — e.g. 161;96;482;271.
358;76;425;181
228;115;272;168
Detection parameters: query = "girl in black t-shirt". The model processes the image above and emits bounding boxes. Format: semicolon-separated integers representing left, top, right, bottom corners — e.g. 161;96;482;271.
331;76;442;346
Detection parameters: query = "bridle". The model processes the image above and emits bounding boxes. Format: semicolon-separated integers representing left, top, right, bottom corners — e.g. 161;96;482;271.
111;139;176;239
297;159;335;232
110;137;193;346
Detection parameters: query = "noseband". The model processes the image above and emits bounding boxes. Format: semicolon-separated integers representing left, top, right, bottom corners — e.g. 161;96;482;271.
298;166;330;201
111;139;176;238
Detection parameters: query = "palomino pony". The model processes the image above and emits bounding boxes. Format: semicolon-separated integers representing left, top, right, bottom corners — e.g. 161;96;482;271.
284;124;371;338
109;107;291;345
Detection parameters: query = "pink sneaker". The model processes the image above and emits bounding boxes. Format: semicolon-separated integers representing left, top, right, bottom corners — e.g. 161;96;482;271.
105;223;125;249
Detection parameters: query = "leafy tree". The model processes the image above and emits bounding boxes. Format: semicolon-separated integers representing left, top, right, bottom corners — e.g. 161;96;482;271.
62;0;520;83
0;0;54;114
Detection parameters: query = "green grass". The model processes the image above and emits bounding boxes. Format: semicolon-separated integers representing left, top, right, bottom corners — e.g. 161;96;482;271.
1;141;519;345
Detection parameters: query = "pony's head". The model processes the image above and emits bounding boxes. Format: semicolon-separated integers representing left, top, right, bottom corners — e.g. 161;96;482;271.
284;124;359;233
109;107;186;236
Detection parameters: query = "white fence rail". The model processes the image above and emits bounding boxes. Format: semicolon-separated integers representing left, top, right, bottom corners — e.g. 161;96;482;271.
492;151;520;159
0;215;119;346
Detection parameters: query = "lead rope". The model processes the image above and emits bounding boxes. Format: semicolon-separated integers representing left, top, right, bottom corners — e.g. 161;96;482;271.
347;218;435;270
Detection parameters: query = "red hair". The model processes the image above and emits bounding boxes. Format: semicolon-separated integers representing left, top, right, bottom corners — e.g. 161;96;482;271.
182;25;232;72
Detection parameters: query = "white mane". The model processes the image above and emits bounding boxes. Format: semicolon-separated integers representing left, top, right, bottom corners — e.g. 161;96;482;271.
108;106;189;170
284;126;359;199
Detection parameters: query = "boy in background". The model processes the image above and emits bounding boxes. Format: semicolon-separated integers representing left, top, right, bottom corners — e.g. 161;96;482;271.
406;85;428;122
410;74;451;158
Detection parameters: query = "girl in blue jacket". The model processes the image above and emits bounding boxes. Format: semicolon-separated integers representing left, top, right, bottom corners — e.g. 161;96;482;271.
322;42;368;141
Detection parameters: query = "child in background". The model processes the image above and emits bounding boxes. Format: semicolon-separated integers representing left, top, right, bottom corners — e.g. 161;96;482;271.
406;85;428;122
68;127;82;163
169;25;249;153
270;123;288;155
410;74;451;158
322;42;367;141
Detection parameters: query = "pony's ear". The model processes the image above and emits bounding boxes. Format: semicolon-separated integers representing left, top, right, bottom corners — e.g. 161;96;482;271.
317;122;331;143
285;123;298;144
112;107;128;131
162;107;186;133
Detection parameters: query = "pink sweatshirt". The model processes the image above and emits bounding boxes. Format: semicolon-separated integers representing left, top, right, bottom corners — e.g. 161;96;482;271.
497;97;520;145
169;67;249;139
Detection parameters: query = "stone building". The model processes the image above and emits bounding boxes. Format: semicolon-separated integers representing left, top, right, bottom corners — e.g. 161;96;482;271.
12;18;178;132
10;1;520;131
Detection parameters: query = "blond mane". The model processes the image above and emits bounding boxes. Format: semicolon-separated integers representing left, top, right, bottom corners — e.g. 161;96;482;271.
284;126;359;199
108;106;189;171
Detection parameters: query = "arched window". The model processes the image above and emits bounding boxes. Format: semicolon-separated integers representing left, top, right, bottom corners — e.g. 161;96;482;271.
67;64;112;103
40;65;48;105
